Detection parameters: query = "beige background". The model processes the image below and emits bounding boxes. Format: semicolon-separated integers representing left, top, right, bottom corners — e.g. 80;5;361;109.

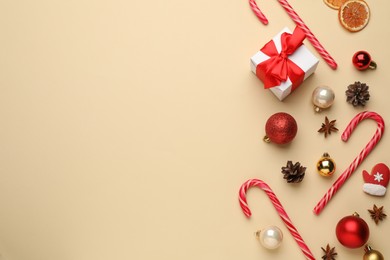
0;0;389;259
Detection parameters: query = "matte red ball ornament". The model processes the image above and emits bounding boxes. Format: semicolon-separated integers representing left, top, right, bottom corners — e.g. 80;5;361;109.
264;112;297;145
335;213;370;248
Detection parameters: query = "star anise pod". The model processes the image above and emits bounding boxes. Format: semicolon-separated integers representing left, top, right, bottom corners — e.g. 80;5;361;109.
318;116;339;138
368;204;387;224
321;244;337;260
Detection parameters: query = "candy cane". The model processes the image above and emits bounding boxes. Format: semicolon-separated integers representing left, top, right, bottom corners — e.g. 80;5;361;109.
239;179;315;260
314;111;385;215
249;0;338;70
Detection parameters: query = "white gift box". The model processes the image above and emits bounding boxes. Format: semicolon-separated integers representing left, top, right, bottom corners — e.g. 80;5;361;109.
250;27;319;101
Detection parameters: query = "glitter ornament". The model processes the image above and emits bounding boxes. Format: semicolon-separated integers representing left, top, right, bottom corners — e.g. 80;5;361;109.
317;153;336;177
264;112;297;144
312;86;335;112
335;212;369;248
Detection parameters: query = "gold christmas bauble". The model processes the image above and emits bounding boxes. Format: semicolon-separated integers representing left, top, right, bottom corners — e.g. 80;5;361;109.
317;153;336;177
363;246;384;260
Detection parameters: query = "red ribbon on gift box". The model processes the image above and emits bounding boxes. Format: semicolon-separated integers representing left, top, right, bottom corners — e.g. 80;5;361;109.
256;26;306;89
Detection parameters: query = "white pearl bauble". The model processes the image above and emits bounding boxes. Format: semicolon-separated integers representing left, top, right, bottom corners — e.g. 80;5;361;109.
312;85;335;112
257;226;283;250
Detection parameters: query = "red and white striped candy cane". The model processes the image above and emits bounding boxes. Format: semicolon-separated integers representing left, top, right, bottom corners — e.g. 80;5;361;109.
249;0;338;70
313;111;385;215
239;179;315;260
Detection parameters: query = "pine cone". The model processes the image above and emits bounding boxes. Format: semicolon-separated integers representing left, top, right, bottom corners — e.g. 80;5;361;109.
281;161;306;183
345;81;370;107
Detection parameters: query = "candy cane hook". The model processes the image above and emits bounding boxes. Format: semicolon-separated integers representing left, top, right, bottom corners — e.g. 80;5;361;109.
239;179;315;260
314;111;385;215
248;0;338;70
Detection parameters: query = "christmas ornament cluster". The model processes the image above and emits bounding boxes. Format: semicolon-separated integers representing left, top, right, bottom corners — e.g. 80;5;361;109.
238;0;387;259
256;110;386;259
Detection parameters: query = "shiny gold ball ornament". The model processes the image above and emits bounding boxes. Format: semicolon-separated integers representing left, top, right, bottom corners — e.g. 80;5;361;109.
317;153;336;177
363;245;384;260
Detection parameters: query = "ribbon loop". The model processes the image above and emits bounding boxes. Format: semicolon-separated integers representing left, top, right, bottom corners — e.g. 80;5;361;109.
256;26;306;89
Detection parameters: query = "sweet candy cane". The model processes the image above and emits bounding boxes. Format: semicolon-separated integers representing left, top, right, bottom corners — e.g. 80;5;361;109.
239;179;315;260
249;0;338;70
314;111;385;215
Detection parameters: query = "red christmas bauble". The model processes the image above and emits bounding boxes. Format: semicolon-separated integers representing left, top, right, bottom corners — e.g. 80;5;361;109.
336;213;370;248
352;51;372;70
264;112;297;145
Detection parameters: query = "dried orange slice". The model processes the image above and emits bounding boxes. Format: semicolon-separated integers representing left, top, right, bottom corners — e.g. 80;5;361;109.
324;0;348;10
339;0;370;32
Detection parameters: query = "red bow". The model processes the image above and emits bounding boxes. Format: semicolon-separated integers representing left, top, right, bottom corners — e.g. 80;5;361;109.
256;27;306;89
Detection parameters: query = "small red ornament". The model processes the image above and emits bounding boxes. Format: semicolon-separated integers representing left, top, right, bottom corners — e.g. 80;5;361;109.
352;50;377;70
264;112;297;144
336;213;369;248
